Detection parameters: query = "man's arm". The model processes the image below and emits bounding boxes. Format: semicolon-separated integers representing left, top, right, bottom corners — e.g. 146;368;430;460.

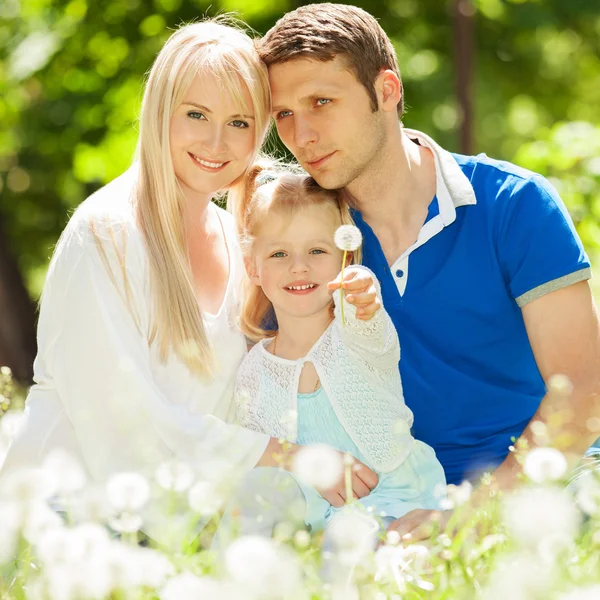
386;279;600;542
492;279;600;489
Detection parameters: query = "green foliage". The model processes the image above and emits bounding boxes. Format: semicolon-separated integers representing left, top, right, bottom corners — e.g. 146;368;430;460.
1;0;600;296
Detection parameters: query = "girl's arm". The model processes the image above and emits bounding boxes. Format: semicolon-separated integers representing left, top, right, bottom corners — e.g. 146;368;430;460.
40;216;269;485
328;265;400;369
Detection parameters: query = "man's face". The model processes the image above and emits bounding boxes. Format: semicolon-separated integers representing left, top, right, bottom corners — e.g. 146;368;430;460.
269;56;388;190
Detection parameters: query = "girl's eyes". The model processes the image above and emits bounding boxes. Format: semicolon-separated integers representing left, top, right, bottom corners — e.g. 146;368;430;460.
230;119;249;129
269;249;326;258
187;111;206;120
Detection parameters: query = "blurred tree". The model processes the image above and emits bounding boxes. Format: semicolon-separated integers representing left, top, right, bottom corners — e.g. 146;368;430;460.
0;0;599;378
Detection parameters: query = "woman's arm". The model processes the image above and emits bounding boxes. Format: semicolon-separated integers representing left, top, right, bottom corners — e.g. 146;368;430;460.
41;216;269;484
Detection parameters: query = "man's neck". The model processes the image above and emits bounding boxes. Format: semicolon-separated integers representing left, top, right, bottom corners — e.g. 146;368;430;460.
345;127;437;264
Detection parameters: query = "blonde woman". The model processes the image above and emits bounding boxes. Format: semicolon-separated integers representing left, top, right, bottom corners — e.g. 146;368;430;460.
0;21;309;540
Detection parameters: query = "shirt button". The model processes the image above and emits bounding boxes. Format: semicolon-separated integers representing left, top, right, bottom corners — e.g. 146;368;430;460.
395;269;404;278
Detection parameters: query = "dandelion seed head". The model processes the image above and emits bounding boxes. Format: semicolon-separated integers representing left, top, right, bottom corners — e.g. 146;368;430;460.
225;535;302;599
334;225;362;252
109;512;143;534
188;480;224;515
503;487;581;548
523;447;568;483
106;472;150;512
155;460;194;493
0;466;57;502
43;448;87;495
292;444;343;490
327;510;378;564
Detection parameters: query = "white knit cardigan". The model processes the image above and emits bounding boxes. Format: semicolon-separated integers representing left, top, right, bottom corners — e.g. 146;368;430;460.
235;266;415;473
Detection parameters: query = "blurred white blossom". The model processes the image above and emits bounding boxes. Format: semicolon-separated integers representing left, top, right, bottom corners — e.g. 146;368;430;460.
503;487;581;550
43;448;87;495
0;466;57;502
106;472;150;512
327;509;379;566
439;480;472;510
155;460;194;493
484;553;552;600
225;535;303;599
523;447;568;483
292;444;343;490
188;480;224;515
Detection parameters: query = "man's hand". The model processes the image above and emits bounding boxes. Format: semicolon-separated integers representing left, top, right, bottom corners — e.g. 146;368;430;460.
318;453;379;508
386;509;452;543
328;268;380;320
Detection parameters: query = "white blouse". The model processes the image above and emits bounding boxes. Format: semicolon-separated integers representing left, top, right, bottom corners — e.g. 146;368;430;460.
0;168;269;488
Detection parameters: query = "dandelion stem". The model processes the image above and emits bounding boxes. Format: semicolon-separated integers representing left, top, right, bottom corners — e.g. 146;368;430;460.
340;250;347;326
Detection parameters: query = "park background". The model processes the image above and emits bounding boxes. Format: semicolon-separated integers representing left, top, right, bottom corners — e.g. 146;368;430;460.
1;0;600;382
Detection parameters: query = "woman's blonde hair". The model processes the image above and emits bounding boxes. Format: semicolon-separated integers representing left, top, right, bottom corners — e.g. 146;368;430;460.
134;19;270;377
237;163;360;342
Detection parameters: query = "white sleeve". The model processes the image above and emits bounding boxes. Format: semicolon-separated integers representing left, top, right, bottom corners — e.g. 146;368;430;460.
38;217;268;484
332;265;400;369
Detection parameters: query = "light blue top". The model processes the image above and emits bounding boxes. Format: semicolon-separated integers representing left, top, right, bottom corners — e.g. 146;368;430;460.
295;387;445;530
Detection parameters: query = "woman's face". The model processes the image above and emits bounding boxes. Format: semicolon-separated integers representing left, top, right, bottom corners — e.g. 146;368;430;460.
170;71;257;200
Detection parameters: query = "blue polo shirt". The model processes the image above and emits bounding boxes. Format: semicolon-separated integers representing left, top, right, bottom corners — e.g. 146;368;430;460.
353;129;592;485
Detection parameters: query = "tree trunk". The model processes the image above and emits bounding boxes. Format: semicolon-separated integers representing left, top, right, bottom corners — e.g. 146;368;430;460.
0;214;37;382
453;0;475;154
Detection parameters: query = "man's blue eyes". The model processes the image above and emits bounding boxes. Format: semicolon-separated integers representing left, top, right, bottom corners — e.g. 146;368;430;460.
276;99;331;120
187;112;248;128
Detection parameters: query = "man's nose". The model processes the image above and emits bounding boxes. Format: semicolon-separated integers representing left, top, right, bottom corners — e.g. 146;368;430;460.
293;115;318;149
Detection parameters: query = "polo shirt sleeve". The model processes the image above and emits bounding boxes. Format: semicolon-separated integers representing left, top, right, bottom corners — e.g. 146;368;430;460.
495;174;591;307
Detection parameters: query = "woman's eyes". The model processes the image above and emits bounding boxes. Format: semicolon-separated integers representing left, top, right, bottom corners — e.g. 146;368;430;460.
270;251;287;258
270;249;326;258
186;112;249;128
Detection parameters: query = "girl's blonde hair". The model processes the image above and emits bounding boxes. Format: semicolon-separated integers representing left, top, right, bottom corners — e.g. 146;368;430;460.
237;162;360;342
133;20;270;377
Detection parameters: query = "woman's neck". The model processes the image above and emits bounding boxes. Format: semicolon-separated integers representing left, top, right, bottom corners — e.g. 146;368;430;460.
270;306;333;360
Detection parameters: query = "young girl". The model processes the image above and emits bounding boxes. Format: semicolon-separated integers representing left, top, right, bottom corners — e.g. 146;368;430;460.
233;167;446;534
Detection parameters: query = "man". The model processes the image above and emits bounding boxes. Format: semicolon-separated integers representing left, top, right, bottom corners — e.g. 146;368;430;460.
258;3;600;538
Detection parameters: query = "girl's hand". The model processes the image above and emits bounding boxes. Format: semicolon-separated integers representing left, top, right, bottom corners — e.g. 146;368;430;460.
328;268;381;320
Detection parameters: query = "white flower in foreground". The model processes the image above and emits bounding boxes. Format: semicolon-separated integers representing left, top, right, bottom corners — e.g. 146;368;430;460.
70;484;115;524
327;510;379;565
0;466;57;502
558;585;600;600
188;480;224;515
160;573;235;600
292;444;343;490
0;410;25;440
523;447;568;483
484;553;552;600
109;512;143;534
225;535;302;599
334;224;362;251
155;460;194;493
439;480;472;510
43;448;87;495
106;472;150;512
503;487;581;549
573;470;600;516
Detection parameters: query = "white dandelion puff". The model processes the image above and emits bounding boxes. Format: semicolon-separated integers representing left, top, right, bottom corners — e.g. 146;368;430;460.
155;460;194;493
292;444;343;490
43;448;87;495
503;487;581;548
334;225;362;251
523;447;568;483
188;481;224;515
225;535;302;599
327;510;379;565
106;472;150;512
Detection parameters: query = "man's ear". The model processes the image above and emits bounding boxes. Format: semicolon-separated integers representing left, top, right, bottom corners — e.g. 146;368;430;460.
244;256;261;285
377;69;402;114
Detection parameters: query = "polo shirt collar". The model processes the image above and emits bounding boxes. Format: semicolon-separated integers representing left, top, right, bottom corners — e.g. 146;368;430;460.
403;128;477;227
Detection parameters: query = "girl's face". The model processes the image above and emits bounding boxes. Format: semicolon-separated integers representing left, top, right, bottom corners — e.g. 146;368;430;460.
249;203;344;322
170;71;257;200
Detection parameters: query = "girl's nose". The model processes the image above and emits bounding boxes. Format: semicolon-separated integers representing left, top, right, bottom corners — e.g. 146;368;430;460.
202;125;227;155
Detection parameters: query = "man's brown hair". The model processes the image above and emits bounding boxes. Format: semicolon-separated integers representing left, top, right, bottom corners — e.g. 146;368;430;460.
258;3;404;117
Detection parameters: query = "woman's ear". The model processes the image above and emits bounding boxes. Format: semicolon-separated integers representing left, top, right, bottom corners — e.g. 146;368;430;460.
344;251;354;267
244;256;261;285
